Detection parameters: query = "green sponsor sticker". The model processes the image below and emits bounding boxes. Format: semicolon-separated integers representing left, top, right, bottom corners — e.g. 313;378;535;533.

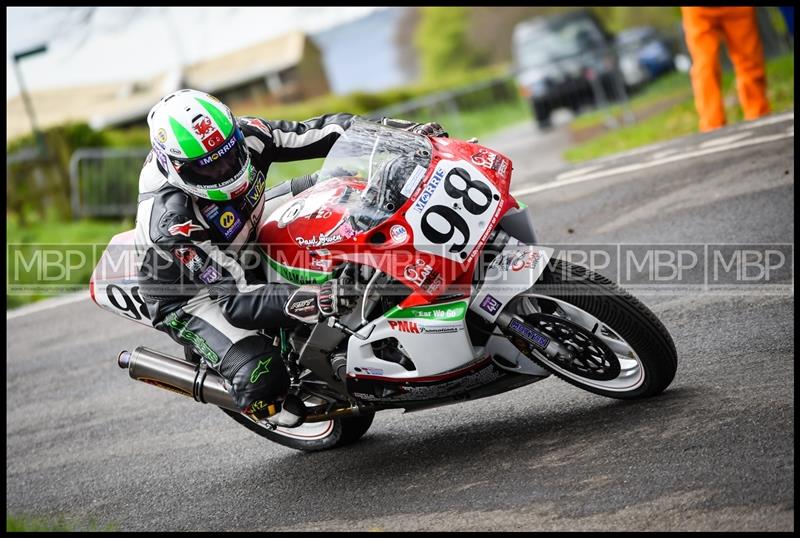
385;300;468;321
264;254;331;285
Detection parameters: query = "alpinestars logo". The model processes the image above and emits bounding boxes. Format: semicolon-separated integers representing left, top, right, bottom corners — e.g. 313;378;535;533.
249;358;273;383
243;117;272;136
168;220;204;237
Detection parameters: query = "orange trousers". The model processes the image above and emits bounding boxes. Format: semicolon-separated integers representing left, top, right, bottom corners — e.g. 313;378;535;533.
681;6;771;132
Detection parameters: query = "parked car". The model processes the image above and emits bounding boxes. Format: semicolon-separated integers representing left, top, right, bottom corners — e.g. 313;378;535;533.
615;26;676;91
512;9;624;129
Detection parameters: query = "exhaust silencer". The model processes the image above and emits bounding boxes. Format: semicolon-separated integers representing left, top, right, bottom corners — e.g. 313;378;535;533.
117;347;239;412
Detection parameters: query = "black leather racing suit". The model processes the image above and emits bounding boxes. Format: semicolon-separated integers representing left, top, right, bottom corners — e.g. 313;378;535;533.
134;113;357;419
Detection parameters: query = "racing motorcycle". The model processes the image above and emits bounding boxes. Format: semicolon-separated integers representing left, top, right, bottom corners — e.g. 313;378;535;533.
91;119;677;452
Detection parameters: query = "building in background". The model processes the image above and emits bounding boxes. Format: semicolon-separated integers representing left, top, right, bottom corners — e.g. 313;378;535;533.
188;31;329;108
6;31;330;140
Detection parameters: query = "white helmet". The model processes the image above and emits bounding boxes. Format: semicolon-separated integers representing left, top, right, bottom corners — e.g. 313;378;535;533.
147;89;251;201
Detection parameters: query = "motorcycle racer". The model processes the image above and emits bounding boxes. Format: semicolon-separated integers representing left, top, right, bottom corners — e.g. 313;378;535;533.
135;88;445;428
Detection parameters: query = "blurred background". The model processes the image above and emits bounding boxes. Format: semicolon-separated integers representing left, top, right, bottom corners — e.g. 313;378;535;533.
6;6;794;309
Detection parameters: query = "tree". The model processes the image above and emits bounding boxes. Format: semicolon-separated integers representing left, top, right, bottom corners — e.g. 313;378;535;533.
591;7;683;35
466;6;560;66
414;7;484;83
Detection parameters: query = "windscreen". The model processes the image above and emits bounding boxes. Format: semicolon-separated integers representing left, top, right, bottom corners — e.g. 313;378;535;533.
315;119;433;233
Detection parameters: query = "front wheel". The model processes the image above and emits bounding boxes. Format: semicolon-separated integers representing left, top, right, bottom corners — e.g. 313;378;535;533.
506;259;677;399
222;408;375;452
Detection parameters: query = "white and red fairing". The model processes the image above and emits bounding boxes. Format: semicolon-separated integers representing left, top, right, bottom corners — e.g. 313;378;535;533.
89;121;551;381
89;230;153;326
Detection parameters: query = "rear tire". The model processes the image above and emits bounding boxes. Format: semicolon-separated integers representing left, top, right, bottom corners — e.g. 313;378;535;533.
511;259;677;399
222;409;375;452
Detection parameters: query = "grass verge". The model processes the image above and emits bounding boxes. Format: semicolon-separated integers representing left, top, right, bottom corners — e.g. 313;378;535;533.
6;216;132;309
564;53;794;163
6;514;117;532
570;70;694;132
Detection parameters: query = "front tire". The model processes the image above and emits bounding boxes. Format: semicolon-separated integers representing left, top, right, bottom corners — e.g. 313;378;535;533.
508;259;677;399
223;409;375;452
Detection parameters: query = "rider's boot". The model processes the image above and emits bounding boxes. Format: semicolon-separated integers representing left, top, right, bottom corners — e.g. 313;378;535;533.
266;393;307;428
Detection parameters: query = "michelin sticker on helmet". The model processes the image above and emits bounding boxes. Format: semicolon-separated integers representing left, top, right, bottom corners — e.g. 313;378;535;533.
157;128;167;143
400;165;428;198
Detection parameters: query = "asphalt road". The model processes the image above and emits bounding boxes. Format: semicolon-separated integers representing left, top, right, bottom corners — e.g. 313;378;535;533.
6;112;794;531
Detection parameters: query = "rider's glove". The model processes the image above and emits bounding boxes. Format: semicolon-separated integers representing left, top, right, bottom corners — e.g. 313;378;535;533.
381;117;448;138
318;279;339;317
284;279;355;323
411;122;448;138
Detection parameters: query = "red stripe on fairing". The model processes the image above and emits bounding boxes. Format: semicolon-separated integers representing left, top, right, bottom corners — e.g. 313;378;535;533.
201;130;225;151
351;355;493;384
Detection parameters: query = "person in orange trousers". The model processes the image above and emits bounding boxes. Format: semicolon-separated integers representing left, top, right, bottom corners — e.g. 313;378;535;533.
681;6;771;132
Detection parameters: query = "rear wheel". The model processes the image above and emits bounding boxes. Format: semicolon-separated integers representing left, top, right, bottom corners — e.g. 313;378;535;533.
222;408;375;452
507;259;677;399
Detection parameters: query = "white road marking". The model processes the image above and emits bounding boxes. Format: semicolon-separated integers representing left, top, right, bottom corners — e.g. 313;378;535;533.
699;132;752;148
734;111;794;129
511;129;794;198
7;291;91;320
652;148;680;159
556;165;603;181
609;141;672;160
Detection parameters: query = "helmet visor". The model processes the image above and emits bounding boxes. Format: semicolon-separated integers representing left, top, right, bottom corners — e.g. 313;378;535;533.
170;127;249;187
